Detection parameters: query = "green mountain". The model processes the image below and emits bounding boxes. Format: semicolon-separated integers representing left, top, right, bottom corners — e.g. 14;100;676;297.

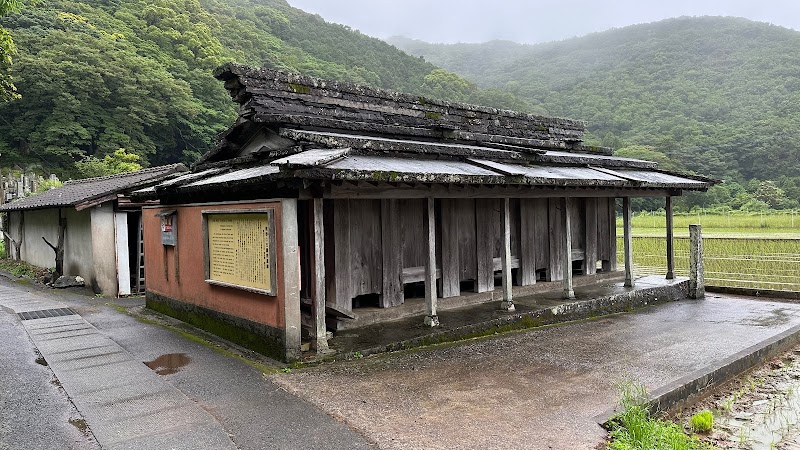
388;17;800;209
0;0;527;176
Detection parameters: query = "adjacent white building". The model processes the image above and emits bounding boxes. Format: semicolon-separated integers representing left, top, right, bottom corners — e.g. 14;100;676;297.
0;165;185;296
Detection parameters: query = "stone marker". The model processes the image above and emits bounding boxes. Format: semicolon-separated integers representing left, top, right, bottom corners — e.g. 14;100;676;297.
688;224;704;299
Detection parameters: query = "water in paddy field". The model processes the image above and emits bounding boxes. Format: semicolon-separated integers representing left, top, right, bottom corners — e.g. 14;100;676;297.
712;355;800;449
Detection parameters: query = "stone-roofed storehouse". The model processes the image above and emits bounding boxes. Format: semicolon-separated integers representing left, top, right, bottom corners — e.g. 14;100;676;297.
0;165;186;296
135;63;716;362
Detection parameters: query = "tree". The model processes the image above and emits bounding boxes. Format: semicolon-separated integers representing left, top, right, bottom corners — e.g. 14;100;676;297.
75;149;142;178
0;0;20;101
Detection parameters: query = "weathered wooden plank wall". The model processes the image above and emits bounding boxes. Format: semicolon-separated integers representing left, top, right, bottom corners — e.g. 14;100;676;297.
440;199;461;297
519;199;537;286
349;200;382;297
380;199;403;307
533;198;550;271
456;199;477;283
569;198;585;255
475;199;495;292
584;198;598;275
400;199;425;268
547;198;566;281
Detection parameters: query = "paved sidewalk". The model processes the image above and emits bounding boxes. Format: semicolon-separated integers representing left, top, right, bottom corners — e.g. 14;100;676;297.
0;283;236;450
0;277;374;450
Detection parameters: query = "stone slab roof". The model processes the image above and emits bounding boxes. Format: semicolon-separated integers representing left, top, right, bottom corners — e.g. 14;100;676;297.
137;64;716;198
0;164;186;212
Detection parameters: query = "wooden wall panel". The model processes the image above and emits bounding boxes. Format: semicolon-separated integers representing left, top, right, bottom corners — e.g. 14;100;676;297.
349;199;382;297
440;199;461;297
380;199;403;307
475;199;495;292
399;199;425;268
547;198;566;281
456;199;477;282
584;198;598;275
569;197;585;253
533;198;549;270
519;198;537;286
330;199;352;313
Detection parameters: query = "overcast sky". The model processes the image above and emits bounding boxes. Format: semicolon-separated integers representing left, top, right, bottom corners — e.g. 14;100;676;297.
286;0;800;44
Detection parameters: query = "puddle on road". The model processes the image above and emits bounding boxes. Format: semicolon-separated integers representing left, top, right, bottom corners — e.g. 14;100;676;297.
144;353;191;375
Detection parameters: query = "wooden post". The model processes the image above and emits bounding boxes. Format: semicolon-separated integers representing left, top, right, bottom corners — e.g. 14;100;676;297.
665;196;675;280
312;199;330;353
623;197;634;287
424;198;439;327
688;224;705;299
500;198;515;311
282;199;302;362
562;198;575;299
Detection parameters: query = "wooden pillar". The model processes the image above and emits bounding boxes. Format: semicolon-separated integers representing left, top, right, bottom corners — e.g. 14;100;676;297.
500;198;515;310
281;199;302;362
562;198;575;299
665;196;675;280
519;199;536;286
380;199;403;307
623;197;634;288
312;199;330;354
424;198;439;327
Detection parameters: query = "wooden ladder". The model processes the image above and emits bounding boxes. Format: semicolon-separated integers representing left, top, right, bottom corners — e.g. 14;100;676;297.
135;214;146;294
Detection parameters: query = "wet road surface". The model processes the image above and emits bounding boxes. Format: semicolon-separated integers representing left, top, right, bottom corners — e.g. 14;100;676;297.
272;294;800;450
0;277;373;450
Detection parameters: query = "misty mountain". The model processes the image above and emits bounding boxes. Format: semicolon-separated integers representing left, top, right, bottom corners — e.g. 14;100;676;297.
0;0;526;176
388;17;800;184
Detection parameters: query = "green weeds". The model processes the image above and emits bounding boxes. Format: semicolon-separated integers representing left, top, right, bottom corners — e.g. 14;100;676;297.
689;410;714;433
607;382;716;450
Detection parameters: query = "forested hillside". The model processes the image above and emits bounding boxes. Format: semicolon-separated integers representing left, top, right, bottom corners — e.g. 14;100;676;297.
390;17;800;211
0;0;527;176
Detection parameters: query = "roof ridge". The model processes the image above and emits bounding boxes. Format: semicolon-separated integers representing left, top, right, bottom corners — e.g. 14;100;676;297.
63;164;183;185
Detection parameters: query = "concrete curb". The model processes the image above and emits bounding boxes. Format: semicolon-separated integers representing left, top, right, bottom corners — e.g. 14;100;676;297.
707;285;800;301
341;280;688;360
595;320;800;426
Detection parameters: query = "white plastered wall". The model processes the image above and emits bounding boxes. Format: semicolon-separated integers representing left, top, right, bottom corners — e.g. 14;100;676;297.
90;202;118;296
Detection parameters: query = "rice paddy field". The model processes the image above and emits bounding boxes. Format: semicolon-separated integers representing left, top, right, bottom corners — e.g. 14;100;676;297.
617;211;800;292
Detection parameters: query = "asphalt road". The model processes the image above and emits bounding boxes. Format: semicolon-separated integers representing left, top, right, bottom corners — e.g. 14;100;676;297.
0;277;373;450
6;273;800;450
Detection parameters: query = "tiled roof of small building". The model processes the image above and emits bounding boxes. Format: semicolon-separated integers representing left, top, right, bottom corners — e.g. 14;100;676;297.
0;164;186;212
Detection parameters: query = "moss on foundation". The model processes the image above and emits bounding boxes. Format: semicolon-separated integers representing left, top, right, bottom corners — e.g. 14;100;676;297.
146;294;286;361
